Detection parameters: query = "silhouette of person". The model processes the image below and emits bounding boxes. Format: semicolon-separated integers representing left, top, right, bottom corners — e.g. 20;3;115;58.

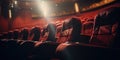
46;23;57;42
13;29;19;39
30;26;41;41
20;28;29;40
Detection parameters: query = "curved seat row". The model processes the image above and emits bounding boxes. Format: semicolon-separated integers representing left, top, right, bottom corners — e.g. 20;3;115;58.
0;39;59;60
0;39;120;60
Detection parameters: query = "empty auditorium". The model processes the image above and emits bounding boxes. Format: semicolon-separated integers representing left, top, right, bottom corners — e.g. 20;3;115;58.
0;0;120;60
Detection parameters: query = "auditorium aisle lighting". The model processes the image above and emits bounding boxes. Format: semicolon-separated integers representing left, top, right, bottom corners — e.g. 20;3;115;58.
8;9;12;19
74;2;79;13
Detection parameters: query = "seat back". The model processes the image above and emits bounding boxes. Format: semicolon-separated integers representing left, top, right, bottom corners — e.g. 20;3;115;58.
33;42;60;60
56;43;120;60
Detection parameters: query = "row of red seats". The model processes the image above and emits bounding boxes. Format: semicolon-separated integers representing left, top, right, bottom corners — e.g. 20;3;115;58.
0;39;59;60
0;39;120;60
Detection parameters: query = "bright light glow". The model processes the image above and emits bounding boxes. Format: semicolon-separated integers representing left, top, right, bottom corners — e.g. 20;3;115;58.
36;1;51;18
9;9;12;18
74;2;79;13
14;1;18;5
